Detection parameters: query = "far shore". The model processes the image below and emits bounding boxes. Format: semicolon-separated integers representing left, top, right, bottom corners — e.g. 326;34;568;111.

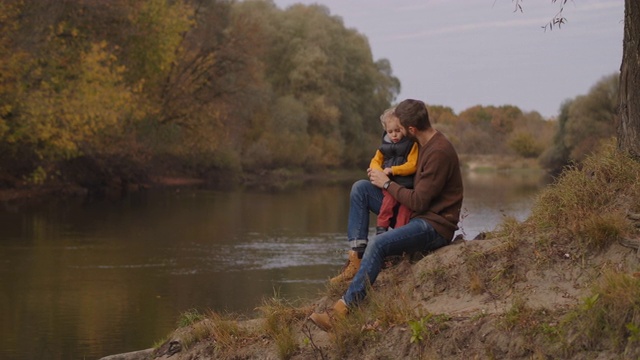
0;155;544;203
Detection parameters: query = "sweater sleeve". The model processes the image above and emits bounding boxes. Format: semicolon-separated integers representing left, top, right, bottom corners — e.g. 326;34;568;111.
391;142;418;176
396;149;450;213
387;146;451;213
369;150;384;171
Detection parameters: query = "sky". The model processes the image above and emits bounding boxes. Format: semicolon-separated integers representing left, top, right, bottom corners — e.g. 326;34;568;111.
271;0;624;119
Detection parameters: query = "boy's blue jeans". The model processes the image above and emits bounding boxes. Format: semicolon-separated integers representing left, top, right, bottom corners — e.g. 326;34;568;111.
343;179;448;305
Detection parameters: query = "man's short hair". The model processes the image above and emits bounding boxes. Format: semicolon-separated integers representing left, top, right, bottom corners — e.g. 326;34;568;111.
394;99;431;131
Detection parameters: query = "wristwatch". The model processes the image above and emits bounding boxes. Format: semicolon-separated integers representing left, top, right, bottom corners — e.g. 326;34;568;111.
383;180;392;190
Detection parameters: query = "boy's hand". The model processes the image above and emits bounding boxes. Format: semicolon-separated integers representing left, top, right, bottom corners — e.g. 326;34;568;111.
383;167;393;176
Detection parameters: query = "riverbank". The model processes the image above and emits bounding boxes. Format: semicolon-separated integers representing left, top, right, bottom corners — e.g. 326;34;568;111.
459;154;541;172
99;146;640;359
0;155;542;204
102;232;640;360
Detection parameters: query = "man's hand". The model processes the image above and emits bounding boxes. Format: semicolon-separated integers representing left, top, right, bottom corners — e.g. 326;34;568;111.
367;167;390;188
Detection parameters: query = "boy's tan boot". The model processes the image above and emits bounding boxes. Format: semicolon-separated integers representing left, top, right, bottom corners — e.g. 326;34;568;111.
329;250;361;285
308;299;348;332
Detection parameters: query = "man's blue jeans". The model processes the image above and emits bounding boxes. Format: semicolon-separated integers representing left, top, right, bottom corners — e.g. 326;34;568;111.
343;179;448;306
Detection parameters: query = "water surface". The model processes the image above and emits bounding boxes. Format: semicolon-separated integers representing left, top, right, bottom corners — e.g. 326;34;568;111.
0;170;550;359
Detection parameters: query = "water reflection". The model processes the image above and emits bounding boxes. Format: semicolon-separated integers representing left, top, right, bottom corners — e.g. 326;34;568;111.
459;170;551;238
0;171;550;359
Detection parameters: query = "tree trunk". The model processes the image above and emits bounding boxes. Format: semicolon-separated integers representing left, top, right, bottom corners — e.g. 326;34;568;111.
618;0;640;159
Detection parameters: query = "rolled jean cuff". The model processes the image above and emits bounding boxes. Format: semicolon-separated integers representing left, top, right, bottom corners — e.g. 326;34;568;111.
349;239;368;249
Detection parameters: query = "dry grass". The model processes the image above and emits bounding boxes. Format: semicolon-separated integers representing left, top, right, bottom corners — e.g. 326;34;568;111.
169;309;212;350
501;297;561;342
367;260;420;326
417;256;450;295
459;234;524;296
529;141;640;256
159;309;250;356
329;308;372;358
205;311;249;356
561;270;640;357
257;296;310;359
464;216;552;294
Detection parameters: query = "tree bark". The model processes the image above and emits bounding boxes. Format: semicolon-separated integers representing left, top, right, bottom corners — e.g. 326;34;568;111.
618;0;640;159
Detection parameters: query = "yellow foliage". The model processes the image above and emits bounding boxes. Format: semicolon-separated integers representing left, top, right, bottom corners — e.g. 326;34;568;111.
0;0;28;140
127;0;194;87
18;41;138;160
508;131;544;158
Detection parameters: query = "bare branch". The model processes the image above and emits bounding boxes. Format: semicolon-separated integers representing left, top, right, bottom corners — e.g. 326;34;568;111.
515;0;572;31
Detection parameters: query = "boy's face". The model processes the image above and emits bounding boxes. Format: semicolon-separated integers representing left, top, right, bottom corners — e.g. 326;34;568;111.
384;117;404;143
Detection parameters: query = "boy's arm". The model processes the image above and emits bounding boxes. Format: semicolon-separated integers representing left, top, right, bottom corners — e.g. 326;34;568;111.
369;150;384;171
391;143;418;176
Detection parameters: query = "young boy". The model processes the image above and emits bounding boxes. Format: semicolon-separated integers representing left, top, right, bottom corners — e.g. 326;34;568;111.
369;107;418;234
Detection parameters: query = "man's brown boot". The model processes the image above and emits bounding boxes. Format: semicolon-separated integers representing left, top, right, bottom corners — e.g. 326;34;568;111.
308;299;348;332
329;250;361;285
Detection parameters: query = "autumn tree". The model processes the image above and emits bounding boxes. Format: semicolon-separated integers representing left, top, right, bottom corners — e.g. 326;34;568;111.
538;73;619;171
565;74;619;162
0;0;401;190
245;2;399;170
507;111;553;159
539;100;571;173
429;105;458;127
0;0;142;185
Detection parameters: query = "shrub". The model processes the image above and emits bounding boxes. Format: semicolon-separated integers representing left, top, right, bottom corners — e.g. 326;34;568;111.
508;131;544;158
528;140;640;254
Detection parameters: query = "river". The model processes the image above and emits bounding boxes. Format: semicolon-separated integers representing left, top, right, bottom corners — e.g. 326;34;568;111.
0;170;550;360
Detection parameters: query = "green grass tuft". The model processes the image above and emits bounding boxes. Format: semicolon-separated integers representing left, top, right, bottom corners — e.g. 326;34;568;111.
561;271;640;357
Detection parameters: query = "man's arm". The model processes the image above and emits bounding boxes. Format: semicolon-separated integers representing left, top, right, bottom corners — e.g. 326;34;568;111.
393;149;451;213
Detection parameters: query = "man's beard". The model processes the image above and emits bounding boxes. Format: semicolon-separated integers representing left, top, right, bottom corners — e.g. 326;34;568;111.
404;130;417;142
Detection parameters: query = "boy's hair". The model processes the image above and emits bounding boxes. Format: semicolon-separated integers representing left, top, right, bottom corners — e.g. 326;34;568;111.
379;107;397;129
394;99;431;131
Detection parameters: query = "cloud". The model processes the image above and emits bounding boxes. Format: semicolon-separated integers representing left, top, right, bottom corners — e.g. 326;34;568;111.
394;0;449;12
386;17;548;41
384;0;623;42
571;1;622;13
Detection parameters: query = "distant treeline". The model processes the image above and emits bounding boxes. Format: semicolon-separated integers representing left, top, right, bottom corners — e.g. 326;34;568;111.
539;74;619;174
0;0;619;191
430;71;619;174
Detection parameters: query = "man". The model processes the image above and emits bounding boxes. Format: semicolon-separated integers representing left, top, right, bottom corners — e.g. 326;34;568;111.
309;99;464;331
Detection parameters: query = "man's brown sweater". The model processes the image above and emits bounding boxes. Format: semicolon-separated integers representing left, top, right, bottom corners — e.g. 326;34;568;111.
386;131;463;241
